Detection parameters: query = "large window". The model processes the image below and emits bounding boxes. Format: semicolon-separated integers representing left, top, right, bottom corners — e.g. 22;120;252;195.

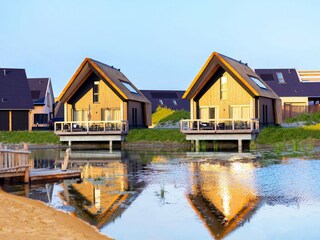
102;108;121;121
230;105;250;119
72;109;89;121
34;114;48;124
93;81;99;103
220;76;227;100
200;106;217;120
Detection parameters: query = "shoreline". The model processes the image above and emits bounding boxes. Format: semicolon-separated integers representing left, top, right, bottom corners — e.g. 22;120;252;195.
0;189;110;240
2;139;320;151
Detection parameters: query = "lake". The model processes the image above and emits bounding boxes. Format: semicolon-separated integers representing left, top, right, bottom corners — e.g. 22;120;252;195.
3;148;320;240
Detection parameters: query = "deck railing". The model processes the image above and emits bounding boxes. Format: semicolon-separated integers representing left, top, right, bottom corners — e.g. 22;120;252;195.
0;145;30;174
54;120;129;135
180;118;259;133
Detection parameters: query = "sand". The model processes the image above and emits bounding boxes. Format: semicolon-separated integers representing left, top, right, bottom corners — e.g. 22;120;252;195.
0;189;111;240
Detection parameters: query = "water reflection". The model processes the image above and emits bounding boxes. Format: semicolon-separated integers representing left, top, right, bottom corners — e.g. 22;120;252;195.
187;161;260;239
3;150;320;239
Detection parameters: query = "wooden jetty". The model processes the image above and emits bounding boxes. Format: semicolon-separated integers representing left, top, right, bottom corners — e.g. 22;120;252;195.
0;144;30;183
0;144;81;183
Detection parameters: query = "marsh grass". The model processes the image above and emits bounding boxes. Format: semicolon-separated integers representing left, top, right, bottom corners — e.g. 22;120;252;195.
285;112;320;124
126;129;187;143
0;131;60;144
256;126;320;145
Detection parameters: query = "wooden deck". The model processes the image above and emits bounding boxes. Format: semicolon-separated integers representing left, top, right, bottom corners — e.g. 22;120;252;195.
54;120;129;147
180;119;260;152
180;118;259;134
54;120;129;135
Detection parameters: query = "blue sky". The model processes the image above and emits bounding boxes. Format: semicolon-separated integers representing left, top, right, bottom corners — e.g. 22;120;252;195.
1;0;320;97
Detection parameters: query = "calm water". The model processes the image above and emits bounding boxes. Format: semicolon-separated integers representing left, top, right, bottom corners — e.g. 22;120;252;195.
3;149;320;240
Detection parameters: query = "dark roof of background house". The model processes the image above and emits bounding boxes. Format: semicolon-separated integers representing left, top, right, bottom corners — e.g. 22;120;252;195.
140;90;189;113
28;78;49;105
255;69;320;97
0;68;34;109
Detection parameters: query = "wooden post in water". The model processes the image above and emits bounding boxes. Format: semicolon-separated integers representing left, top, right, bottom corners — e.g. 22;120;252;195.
24;167;29;183
24;144;30;183
62;148;70;171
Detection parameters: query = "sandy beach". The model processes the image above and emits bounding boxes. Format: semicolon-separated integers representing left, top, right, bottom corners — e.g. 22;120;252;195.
0;189;110;240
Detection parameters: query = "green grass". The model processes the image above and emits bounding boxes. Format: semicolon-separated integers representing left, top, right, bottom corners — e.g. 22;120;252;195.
256;126;320;145
152;106;190;125
0;131;60;144
285;111;320;124
125;129;187;143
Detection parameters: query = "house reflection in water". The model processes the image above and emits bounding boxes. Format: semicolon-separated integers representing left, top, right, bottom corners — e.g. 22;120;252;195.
186;161;260;239
61;152;145;228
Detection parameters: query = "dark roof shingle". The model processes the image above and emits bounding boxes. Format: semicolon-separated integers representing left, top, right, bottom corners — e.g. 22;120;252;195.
255;69;320;97
140;90;189;113
0;68;34;109
28;78;49;105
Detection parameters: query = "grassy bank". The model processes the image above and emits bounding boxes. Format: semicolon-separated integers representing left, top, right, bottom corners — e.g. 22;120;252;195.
256;125;320;145
152;107;189;126
125;129;187;143
285;112;320;124
0;131;60;144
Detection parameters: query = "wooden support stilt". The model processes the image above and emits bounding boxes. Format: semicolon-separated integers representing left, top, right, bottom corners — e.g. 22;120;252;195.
195;140;200;152
24;167;29;183
109;141;113;151
238;139;242;153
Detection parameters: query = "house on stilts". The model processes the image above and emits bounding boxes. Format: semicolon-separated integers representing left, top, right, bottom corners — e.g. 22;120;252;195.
180;52;282;151
54;58;151;147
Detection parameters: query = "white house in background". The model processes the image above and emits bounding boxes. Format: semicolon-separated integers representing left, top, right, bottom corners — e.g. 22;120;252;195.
28;78;55;130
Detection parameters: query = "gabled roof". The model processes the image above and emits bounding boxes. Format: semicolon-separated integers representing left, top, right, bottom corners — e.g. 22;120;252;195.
183;52;279;100
255;68;320;97
0;68;34;110
140;90;189;113
28;78;50;105
58;58;150;104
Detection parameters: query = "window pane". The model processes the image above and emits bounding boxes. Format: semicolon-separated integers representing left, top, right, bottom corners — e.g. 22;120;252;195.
276;72;285;83
200;108;208;119
73;110;81;121
220;76;227;100
82;110;88;121
120;80;138;94
241;106;250;119
249;76;268;89
230;106;241;119
34;114;48;124
93;94;99;103
113;109;121;121
103;109;111;121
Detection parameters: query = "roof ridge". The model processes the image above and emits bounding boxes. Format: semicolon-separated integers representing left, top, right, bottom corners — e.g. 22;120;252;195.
89;58;121;72
218;53;249;66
